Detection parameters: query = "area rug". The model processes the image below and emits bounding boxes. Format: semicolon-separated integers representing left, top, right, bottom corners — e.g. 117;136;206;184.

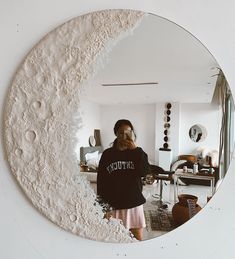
144;209;176;232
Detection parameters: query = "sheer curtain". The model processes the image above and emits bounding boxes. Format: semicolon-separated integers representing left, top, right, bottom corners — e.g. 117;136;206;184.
218;70;235;178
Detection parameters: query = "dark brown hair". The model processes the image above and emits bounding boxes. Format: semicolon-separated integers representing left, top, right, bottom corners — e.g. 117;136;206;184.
113;119;134;135
112;119;136;147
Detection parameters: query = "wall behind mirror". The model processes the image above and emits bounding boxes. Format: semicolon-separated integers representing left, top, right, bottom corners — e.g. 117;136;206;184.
1;1;233;258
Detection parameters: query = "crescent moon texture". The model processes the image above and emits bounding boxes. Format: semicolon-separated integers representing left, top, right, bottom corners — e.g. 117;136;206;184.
3;9;145;242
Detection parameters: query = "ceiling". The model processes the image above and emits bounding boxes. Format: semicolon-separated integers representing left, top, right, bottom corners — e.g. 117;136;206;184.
81;14;220;105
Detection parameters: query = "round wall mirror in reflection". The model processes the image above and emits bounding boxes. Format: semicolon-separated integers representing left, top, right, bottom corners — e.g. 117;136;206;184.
89;135;96;147
189;124;207;142
5;9;235;243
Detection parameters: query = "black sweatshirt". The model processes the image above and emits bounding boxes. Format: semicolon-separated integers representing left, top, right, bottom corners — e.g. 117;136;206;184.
97;147;150;210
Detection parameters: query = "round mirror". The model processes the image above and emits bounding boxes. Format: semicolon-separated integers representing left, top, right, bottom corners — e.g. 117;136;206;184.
189;124;207;142
4;9;234;243
89;136;96;147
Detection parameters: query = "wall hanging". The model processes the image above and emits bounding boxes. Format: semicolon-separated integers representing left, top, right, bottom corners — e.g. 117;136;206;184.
3;9;144;242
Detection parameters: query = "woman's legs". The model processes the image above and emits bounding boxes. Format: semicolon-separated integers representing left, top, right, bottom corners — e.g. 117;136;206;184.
130;228;143;241
111;206;146;241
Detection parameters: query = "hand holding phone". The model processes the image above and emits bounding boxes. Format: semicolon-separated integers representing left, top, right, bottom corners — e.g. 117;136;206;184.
116;130;136;150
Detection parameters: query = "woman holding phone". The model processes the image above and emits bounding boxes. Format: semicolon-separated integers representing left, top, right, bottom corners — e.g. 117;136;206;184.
97;119;150;240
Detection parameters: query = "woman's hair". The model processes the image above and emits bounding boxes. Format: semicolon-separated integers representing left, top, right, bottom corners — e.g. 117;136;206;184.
112;119;136;148
113;119;134;135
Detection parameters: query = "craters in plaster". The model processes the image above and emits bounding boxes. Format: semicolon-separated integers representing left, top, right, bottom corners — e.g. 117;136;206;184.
25;130;37;142
20;174;32;186
65;46;81;60
24;58;38;78
15;148;23;157
57;216;63;222
35;73;50;86
34;48;44;60
4;9;144;242
70;214;77;222
51;214;63;223
32;100;42;110
22;149;34;162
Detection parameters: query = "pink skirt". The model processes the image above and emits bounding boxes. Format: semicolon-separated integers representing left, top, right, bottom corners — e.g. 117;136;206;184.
112;205;146;229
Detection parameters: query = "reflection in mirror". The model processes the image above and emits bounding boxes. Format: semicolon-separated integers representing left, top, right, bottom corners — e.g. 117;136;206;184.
189;124;207;142
76;13;235;241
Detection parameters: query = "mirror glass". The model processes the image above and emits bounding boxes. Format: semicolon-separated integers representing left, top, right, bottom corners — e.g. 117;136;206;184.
76;13;234;241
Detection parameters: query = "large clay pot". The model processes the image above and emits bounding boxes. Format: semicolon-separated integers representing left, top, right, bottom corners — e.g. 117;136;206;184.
172;194;202;226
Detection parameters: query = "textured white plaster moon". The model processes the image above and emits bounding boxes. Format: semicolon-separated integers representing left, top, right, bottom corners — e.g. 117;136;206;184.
4;9;144;242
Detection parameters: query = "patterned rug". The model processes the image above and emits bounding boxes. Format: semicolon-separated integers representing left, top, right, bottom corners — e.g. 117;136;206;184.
144;209;176;232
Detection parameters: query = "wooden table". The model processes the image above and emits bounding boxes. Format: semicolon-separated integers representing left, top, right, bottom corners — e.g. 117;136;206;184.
173;169;215;203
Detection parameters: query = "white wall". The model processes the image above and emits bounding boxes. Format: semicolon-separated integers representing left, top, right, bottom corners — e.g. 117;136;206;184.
100;103;156;162
78;101;220;167
1;1;235;259
155;102;220;166
75;99;101;161
179;103;220;155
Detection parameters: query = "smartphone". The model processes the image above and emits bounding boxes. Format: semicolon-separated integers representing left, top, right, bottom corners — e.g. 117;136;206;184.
117;130;132;141
124;129;133;139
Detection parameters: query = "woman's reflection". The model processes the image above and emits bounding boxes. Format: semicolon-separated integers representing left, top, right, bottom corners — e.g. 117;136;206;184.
97;119;150;240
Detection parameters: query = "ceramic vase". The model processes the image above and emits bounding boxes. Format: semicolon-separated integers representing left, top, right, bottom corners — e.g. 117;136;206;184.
172;194;202;226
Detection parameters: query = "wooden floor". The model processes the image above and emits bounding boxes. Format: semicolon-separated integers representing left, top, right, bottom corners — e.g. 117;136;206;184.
142;182;212;241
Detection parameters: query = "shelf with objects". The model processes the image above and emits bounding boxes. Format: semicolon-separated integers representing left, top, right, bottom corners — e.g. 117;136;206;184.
170;154;219;187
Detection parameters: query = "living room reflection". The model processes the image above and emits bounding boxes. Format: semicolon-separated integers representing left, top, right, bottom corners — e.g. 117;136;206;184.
75;13;234;240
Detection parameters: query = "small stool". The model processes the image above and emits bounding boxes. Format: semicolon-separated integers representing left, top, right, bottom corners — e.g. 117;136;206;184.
149;164;175;209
